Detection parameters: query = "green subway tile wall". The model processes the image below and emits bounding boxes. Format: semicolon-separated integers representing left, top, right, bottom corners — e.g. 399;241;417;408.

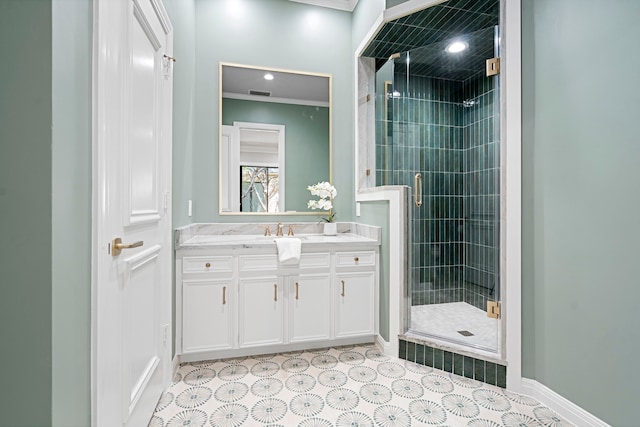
375;68;499;310
372;0;499;313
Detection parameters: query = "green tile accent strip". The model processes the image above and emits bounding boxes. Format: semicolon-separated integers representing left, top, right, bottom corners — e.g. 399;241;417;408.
398;338;506;387
407;341;416;362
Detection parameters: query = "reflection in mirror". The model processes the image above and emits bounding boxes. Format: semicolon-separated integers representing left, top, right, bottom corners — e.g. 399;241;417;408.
219;63;332;215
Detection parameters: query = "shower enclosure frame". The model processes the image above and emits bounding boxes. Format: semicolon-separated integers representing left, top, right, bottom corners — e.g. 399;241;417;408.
354;0;522;390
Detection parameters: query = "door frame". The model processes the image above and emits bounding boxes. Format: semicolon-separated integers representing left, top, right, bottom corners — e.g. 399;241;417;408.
91;0;174;425
353;0;522;391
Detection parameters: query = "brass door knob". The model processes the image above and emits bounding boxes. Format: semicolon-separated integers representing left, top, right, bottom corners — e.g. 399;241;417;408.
111;237;143;256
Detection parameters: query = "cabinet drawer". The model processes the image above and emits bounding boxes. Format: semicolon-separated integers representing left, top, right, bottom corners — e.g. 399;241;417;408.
183;256;233;274
239;254;278;271
299;252;330;269
335;251;376;268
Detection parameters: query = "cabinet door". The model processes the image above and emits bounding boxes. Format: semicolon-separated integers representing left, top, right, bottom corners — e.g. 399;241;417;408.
289;273;331;343
182;279;233;352
335;271;375;338
239;276;284;347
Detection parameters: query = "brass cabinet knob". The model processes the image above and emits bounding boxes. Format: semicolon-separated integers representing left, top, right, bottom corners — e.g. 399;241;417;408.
205;262;211;268
354;257;359;262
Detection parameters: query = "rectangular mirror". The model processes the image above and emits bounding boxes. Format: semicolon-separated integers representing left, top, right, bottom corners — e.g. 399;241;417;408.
219;63;332;215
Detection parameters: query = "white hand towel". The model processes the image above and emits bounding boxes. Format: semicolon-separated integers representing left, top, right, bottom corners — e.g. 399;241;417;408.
275;238;302;265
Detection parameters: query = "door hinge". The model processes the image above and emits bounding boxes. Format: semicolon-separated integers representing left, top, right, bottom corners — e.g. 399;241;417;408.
162;54;174;78
366;94;371;102
486;57;500;76
487;301;501;319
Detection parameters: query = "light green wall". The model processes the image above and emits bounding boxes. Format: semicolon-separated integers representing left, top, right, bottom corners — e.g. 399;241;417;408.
193;0;353;222
522;1;640;425
222;98;330;212
352;0;385;53
51;1;92;426
168;0;196;228
0;2;53;426
359;202;391;341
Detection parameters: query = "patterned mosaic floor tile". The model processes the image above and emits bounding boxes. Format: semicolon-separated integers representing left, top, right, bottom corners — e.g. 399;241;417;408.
150;344;573;427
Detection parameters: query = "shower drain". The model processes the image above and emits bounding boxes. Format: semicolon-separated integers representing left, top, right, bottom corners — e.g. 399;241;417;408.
457;330;474;337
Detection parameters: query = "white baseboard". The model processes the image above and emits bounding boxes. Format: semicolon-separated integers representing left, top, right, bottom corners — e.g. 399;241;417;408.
521;378;610;427
172;355;180;377
375;334;392;356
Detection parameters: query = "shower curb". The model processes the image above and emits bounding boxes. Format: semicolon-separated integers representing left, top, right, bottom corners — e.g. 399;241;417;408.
398;336;507;388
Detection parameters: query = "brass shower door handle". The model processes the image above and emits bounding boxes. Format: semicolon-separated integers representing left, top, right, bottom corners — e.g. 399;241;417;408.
414;173;423;207
111;237;144;256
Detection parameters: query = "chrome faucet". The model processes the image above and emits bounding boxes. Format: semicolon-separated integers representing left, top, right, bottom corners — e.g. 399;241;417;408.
276;222;284;236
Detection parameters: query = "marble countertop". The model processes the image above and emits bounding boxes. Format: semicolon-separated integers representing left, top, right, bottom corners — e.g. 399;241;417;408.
175;222;381;250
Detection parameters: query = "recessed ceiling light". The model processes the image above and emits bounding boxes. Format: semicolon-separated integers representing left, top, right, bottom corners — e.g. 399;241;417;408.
264;73;274;81
446;41;468;53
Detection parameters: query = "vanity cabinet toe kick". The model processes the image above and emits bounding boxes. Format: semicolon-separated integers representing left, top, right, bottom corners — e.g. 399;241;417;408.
175;247;379;362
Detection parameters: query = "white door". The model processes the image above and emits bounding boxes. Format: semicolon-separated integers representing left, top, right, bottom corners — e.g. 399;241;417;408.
92;0;173;426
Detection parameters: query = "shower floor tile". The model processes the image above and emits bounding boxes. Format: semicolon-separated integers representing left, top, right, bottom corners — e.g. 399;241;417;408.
149;344;573;426
411;302;498;350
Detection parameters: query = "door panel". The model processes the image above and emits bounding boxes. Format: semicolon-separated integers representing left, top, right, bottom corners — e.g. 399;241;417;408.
123;246;162;420
126;3;161;225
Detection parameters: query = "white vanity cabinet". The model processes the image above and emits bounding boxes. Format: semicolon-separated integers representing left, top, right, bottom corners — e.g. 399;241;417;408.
175;230;380;362
179;255;235;353
335;251;376;338
288;272;332;343
236;254;284;348
238;275;284;348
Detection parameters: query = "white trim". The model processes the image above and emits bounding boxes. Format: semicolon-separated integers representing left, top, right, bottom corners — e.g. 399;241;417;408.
148;0;173;35
232;121;286;213
521;379;612;427
289;0;359;12
375;334;391;354
356;186;407;358
171;355;180;377
222;92;329;108
90;1;101;425
383;0;447;22
354;11;384;58
503;0;522;392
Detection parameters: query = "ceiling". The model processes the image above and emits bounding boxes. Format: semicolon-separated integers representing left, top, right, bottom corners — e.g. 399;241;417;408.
221;65;330;106
362;0;499;80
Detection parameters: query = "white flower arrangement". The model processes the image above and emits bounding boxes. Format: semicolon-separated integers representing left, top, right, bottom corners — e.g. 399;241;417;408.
307;181;337;222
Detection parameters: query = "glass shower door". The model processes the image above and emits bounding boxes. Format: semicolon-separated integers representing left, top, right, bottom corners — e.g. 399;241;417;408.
397;26;502;353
